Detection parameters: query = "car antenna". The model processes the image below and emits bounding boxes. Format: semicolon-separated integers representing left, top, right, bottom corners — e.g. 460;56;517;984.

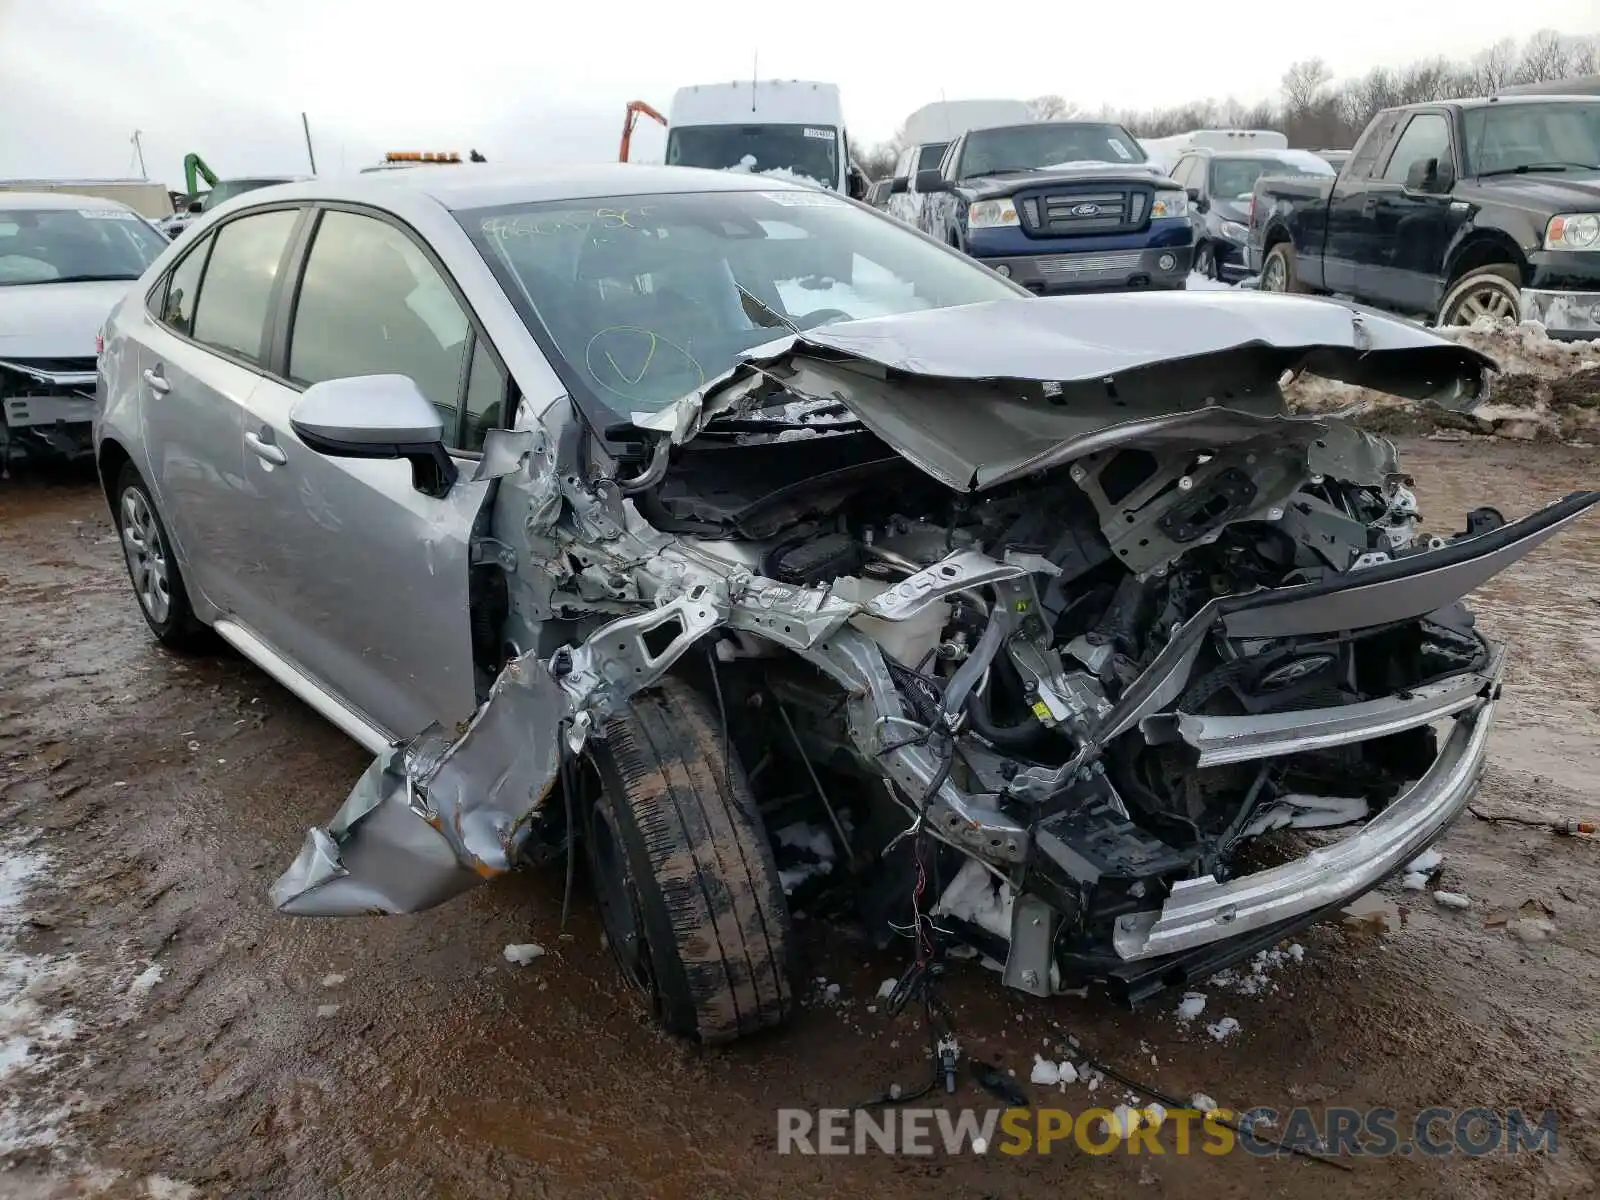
751;50;758;112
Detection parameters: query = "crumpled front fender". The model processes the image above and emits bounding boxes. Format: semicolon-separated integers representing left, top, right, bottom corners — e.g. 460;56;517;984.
271;593;727;917
271;656;570;916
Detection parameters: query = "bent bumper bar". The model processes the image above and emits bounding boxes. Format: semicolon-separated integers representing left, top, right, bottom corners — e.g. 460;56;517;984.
1520;288;1600;341
1111;666;1501;961
1142;653;1500;767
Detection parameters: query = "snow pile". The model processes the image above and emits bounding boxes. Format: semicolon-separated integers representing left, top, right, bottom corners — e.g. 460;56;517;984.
932;858;1015;942
1206;943;1304;997
1206;1016;1242;1042
726;154;828;191
1174;992;1207;1022
1287;317;1600;440
502;943;546;965
0;835;80;1155
774;822;837;894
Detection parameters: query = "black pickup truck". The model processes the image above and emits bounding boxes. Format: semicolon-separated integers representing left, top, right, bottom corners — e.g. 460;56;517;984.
1247;96;1600;338
901;121;1194;294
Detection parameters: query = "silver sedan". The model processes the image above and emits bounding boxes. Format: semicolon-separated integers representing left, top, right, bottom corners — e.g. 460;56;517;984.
94;164;1596;1043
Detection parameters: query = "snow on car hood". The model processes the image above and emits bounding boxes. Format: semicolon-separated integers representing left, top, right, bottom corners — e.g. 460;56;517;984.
0;279;131;359
643;291;1498;492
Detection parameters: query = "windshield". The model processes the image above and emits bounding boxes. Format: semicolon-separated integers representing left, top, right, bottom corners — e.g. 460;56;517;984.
0;206;167;285
666;125;839;188
1210;155;1335;197
959;123;1146;177
460;188;1023;416
1463;102;1600;175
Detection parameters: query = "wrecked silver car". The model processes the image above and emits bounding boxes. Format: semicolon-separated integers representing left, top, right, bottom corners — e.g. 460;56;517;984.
94;167;1598;1044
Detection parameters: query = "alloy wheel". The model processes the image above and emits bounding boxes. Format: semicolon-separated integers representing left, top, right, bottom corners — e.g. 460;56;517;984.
1447;283;1518;326
119;487;172;625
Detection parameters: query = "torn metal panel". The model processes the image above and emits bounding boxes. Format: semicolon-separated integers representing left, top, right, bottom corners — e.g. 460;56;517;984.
272;656;571;916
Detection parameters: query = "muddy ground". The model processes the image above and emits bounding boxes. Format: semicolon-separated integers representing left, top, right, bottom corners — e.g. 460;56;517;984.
1;437;1598;1200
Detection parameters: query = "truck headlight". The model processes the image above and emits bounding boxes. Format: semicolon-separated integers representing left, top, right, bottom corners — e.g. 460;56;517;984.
1220;220;1249;243
967;199;1019;229
1544;212;1600;251
1150;189;1188;219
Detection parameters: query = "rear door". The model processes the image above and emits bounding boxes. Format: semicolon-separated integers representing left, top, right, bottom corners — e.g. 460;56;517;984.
136;206;304;616
237;205;508;739
1323;110;1404;296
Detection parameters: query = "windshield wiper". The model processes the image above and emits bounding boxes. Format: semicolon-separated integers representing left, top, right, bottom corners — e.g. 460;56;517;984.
964;167;1039;178
1478;162;1596;177
2;273;141;286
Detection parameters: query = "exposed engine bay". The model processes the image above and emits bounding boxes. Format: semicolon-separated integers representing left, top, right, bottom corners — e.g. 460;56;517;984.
0;357;98;466
272;292;1600;1030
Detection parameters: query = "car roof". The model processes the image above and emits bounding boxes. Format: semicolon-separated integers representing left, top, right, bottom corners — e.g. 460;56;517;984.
1186;148;1308;159
0;191;138;212
226;163;817;215
1439;94;1598;111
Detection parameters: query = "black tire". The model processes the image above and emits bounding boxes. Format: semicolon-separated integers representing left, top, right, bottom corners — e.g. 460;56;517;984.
584;678;795;1044
1193;241;1216;280
1260;241;1305;293
1437;263;1521;328
111;463;211;651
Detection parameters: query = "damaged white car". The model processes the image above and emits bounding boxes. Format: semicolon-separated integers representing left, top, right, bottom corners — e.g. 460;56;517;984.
94;166;1598;1043
3;192;168;465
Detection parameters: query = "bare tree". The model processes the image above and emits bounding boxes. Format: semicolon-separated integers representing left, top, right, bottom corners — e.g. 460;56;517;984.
1281;58;1332;114
1027;95;1079;120
1514;29;1573;83
1468;38;1518;93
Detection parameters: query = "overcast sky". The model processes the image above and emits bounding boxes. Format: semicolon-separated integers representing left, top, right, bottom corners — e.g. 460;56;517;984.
1;0;1593;187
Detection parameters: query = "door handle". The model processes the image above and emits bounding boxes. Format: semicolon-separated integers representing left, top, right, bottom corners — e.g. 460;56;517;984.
142;367;170;394
245;431;287;466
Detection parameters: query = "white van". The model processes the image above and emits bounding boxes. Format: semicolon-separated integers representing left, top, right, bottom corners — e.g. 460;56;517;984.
665;80;865;198
1138;129;1288;175
887;99;1033;226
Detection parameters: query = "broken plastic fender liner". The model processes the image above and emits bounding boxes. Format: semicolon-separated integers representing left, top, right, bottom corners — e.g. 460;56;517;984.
270;658;571;917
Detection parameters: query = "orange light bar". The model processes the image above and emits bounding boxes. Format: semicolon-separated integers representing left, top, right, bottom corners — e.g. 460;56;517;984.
383;151;463;163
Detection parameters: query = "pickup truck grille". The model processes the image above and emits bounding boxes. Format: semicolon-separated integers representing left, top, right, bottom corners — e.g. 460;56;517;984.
1018;188;1149;235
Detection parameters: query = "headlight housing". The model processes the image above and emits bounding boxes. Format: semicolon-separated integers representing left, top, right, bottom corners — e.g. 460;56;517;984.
967;199;1019;230
1150;189;1188;219
1544;212;1600;251
1220;220;1250;243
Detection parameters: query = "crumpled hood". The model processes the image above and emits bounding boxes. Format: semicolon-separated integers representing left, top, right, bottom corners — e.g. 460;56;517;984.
960;162;1171;199
0;280;131;359
644;291;1497;492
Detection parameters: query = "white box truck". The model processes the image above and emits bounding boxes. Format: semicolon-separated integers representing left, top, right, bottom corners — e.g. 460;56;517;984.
664;80;866;198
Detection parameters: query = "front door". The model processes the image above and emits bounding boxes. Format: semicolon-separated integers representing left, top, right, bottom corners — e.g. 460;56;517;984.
1370;111;1458;316
239;206;493;740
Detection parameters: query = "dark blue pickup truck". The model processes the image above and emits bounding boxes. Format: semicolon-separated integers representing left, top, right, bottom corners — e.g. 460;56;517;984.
1248;95;1600;338
898;121;1194;293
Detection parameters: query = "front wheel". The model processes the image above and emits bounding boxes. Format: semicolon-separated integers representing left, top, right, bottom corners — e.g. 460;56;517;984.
584;678;796;1044
1437;264;1521;328
1193;241;1216;280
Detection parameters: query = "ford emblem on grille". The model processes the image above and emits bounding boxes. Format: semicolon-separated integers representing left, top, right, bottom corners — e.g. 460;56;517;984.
1071;203;1102;217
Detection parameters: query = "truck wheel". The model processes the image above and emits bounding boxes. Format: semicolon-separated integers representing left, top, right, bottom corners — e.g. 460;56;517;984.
1193;241;1216;279
584;677;795;1044
1438;264;1521;328
1260;242;1304;293
112;462;212;651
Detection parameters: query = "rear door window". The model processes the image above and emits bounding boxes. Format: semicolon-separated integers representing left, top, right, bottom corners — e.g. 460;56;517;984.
189;209;300;364
156;234;213;337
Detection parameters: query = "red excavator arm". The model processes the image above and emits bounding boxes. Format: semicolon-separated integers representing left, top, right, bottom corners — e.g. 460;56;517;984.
619;100;667;162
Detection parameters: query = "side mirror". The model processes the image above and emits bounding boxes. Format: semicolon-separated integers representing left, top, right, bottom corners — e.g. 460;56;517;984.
289;375;458;499
890;176;909;195
1405;156;1454;193
914;168;950;194
187;199;204;213
847;169;867;201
